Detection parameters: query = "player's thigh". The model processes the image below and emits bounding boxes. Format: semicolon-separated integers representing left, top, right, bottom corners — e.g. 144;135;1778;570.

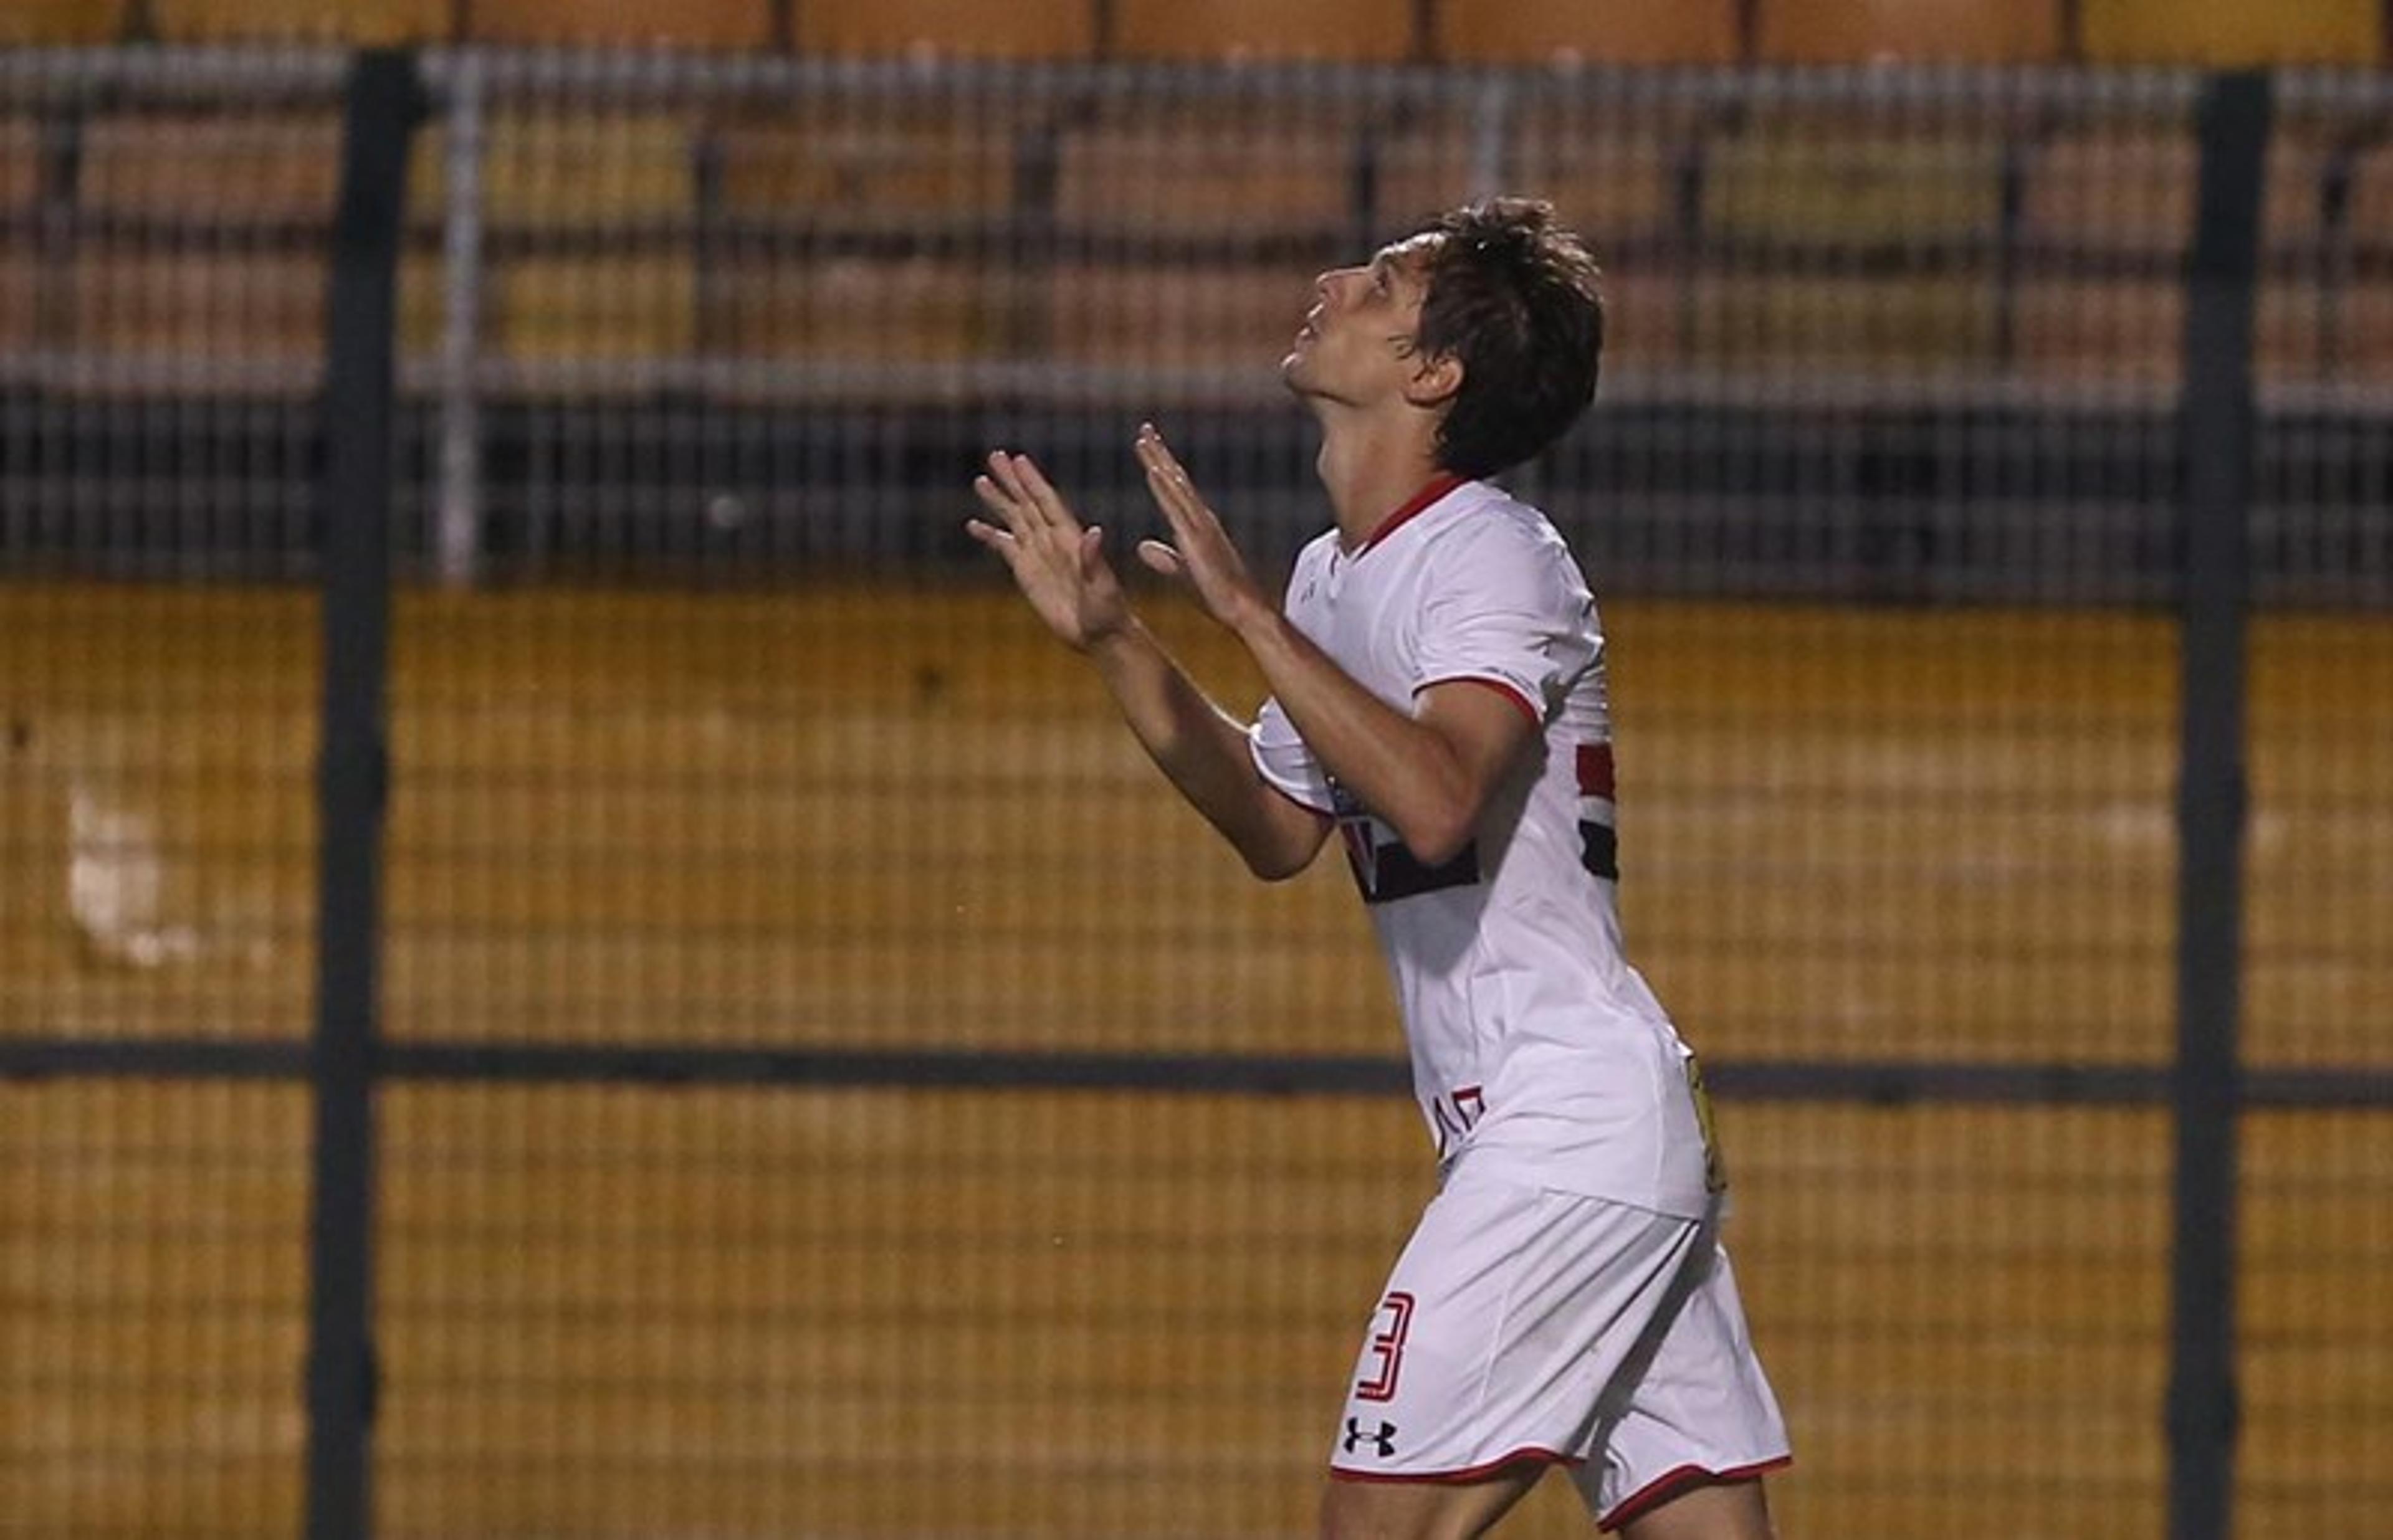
1319;1460;1547;1540
1614;1473;1777;1540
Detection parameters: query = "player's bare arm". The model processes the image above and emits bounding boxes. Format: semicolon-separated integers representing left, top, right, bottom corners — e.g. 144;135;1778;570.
968;449;1329;880
1136;424;1540;867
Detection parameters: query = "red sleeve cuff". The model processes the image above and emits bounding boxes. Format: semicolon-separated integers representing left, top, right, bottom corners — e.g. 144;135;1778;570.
1417;675;1542;729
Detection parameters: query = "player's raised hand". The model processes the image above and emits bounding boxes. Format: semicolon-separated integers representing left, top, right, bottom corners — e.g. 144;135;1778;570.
1133;423;1269;634
966;450;1131;654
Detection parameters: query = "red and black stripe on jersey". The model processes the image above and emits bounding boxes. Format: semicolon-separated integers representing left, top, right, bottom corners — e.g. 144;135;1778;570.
1330;741;1616;903
1329;781;1482;906
1343;830;1484;906
1577;741;1618;883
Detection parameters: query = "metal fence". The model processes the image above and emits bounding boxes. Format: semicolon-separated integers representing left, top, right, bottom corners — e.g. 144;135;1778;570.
3;52;2392;602
1;44;2388;1540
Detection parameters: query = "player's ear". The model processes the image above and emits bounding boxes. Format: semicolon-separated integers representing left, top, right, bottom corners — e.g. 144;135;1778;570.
1403;348;1463;411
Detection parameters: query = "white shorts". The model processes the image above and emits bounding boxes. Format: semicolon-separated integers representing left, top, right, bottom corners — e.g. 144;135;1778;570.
1327;1167;1790;1529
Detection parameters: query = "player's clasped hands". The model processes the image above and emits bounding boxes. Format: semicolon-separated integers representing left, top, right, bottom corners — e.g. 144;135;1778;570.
966;423;1271;649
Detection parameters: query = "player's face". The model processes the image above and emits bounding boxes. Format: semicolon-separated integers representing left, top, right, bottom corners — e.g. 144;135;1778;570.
1281;234;1440;407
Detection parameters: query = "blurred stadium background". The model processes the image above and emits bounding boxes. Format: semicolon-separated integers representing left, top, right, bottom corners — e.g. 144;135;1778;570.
1;2;2388;1537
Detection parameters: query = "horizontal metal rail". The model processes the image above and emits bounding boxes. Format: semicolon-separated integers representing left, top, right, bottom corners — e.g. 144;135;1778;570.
5;1036;2389;1108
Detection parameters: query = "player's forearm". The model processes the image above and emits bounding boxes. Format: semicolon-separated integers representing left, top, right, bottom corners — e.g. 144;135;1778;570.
1087;619;1320;879
1231;607;1481;867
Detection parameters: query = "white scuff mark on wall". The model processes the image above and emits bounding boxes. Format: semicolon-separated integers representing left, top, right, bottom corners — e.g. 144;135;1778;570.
67;782;205;969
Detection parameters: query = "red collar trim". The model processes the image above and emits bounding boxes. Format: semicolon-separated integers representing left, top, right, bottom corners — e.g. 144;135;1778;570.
1351;473;1466;558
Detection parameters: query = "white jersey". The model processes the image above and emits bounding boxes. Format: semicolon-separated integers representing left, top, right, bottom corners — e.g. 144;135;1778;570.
1249;477;1719;1219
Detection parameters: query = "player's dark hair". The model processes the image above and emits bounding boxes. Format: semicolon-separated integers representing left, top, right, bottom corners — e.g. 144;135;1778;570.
1407;197;1605;480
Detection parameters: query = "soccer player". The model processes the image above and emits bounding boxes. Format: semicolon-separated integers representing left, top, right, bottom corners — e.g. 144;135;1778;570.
965;198;1789;1539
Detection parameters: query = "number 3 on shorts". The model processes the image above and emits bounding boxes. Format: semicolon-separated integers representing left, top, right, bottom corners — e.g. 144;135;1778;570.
1686;1052;1727;1195
1354;1291;1415;1402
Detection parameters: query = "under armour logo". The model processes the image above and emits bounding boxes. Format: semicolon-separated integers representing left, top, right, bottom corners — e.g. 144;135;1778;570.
1343;1417;1398;1458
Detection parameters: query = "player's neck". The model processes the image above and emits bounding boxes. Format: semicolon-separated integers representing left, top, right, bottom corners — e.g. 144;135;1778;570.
1315;419;1450;553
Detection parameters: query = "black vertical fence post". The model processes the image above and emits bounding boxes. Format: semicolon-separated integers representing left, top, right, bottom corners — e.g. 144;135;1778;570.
2170;67;2268;1540
306;48;426;1540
